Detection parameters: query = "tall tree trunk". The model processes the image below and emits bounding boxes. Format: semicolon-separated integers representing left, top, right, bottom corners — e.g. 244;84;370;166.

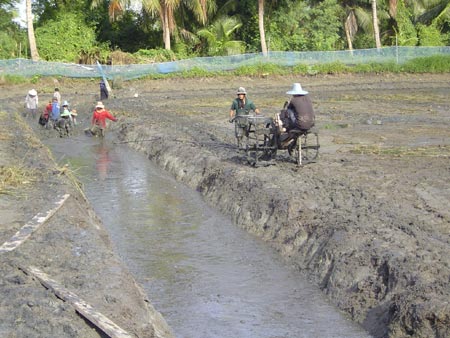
161;5;171;50
344;25;354;51
372;0;382;49
26;0;39;60
345;11;358;51
258;0;268;56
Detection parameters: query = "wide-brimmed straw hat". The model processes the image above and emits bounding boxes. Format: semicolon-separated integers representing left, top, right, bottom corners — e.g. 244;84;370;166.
236;87;247;95
286;83;308;95
28;89;37;96
62;100;69;107
95;101;104;109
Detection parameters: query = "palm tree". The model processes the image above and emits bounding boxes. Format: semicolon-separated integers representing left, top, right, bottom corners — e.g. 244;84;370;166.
91;0;130;21
341;0;385;50
90;0;176;49
91;0;215;50
143;0;214;50
411;0;450;26
258;0;268;55
372;0;382;48
26;0;39;60
197;16;244;55
343;4;373;50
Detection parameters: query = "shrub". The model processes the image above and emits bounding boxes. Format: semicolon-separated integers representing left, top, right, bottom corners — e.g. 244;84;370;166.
36;13;98;62
134;49;177;63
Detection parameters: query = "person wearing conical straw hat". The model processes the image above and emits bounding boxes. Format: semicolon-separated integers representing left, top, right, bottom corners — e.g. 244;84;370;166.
90;101;117;137
55;100;73;137
284;83;315;131
24;89;39;119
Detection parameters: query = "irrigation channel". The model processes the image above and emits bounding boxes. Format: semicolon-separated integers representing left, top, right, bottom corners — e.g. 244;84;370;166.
46;134;371;338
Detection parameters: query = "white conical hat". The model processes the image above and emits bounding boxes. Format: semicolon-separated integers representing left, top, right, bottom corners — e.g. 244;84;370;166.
28;89;37;96
286;83;308;95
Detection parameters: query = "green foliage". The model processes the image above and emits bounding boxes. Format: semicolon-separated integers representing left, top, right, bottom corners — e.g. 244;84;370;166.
0;6;27;59
79;43;111;64
352;62;401;73
292;63;309;74
30;75;41;84
266;0;309;51
402;55;450;72
307;0;343;50
232;62;289;76
353;33;375;49
310;61;350;74
0;74;27;85
134;49;177;63
35;12;98;62
0;31;18;59
197;16;245;56
179;67;219;77
264;0;342;51
395;0;418;46
417;24;447;46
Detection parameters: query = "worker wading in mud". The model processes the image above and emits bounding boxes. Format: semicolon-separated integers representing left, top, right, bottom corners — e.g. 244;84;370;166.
89;101;117;137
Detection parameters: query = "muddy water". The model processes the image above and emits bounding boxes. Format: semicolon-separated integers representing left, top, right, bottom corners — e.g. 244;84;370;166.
46;134;370;338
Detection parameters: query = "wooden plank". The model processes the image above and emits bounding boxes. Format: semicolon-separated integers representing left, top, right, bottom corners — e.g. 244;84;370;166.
21;266;133;338
0;194;70;253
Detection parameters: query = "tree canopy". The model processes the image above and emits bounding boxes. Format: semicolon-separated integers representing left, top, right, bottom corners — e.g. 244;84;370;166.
1;0;449;62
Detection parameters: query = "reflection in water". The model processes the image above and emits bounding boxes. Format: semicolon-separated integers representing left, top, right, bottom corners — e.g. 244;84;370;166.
46;136;371;338
94;143;111;181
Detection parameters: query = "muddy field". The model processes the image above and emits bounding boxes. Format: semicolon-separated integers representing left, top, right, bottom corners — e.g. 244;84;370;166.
1;72;449;337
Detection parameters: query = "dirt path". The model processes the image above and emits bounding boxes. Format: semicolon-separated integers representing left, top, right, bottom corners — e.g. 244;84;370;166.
1;73;449;337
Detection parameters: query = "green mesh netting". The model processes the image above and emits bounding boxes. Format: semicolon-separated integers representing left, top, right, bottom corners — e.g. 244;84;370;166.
1;46;449;80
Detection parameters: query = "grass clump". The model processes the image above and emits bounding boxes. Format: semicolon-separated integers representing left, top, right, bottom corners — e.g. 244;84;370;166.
233;63;289;77
0;74;28;85
402;55;450;73
350;144;450;157
0;165;37;195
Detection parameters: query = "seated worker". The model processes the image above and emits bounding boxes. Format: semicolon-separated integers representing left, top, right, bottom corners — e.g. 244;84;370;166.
229;87;260;142
282;83;315;132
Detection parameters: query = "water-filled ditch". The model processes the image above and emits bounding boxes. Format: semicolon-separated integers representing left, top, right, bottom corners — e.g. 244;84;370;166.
45;134;370;338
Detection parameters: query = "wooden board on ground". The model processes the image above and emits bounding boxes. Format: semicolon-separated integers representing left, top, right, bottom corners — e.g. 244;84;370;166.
0;194;70;253
21;266;133;338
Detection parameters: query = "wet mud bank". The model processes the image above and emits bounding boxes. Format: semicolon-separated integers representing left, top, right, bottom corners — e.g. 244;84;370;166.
0;112;173;337
1;73;449;338
111;73;449;338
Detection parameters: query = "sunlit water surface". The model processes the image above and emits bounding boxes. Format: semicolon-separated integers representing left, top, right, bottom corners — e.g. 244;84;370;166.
46;134;371;338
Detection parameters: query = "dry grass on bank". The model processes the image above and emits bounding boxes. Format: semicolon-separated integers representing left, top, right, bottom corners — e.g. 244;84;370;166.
0;165;37;195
